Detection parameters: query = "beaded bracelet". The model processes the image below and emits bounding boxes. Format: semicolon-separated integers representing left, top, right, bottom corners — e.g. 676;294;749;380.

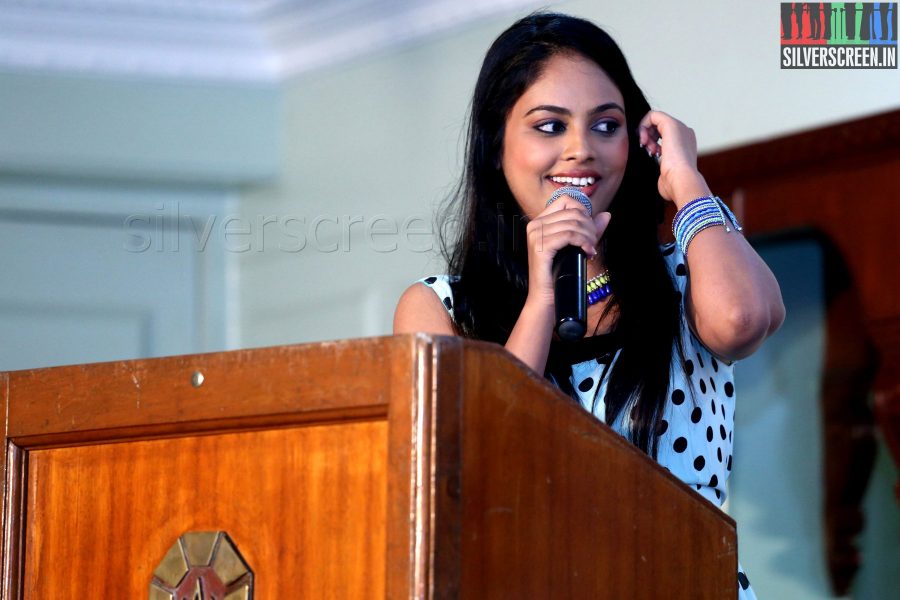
672;195;743;256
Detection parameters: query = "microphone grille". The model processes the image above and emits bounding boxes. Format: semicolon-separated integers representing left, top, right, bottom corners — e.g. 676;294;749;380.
546;186;592;215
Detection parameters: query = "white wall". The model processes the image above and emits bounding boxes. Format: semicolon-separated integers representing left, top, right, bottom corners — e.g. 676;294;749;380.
560;0;900;151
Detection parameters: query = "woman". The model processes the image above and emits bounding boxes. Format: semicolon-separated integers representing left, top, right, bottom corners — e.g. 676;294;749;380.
394;12;784;598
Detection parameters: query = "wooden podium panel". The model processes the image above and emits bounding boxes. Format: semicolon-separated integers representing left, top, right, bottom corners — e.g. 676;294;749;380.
452;349;736;598
24;423;387;597
2;335;738;598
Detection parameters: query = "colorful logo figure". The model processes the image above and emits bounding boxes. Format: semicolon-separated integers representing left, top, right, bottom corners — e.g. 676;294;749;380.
781;3;897;43
780;3;898;67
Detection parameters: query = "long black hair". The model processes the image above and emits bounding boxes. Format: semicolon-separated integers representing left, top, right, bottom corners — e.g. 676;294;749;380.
439;12;683;458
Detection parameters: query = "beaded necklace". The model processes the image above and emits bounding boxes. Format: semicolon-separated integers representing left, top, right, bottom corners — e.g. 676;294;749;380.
587;271;611;306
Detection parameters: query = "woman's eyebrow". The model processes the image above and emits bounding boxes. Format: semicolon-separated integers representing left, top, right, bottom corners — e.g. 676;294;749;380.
524;102;625;116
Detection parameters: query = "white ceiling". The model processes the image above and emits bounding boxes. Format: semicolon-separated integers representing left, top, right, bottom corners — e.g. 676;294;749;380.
0;0;540;82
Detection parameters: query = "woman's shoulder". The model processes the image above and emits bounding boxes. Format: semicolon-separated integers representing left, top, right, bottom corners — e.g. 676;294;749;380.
418;275;460;314
393;275;459;335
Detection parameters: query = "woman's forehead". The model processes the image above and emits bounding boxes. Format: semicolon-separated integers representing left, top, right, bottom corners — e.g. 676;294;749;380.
515;53;624;113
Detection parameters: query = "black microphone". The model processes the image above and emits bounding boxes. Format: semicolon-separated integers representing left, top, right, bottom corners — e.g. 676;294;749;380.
546;186;592;341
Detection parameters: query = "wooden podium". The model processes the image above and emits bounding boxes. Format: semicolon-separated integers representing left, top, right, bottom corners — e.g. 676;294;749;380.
1;335;737;598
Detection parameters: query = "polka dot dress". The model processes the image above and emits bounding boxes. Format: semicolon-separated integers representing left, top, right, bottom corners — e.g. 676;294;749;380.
419;243;757;599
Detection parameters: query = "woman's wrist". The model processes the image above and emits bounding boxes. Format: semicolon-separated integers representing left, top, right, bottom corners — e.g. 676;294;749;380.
506;294;556;373
670;172;712;210
521;292;556;322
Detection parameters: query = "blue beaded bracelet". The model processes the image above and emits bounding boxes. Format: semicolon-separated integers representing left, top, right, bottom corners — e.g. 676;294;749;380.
672;196;742;256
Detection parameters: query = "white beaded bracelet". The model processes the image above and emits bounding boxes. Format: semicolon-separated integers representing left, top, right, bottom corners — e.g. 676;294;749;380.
672;196;743;256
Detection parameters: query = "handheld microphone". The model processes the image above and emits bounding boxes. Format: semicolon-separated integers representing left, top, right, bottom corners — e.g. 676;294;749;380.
546;186;592;342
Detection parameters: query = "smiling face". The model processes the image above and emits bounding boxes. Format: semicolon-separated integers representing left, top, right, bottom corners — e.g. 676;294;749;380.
501;52;629;220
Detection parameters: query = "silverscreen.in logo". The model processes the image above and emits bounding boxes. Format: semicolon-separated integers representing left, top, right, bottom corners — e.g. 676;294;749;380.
781;3;897;68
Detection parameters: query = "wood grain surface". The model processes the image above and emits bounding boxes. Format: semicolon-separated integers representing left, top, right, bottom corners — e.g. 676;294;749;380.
3;334;738;599
23;422;387;598
453;344;737;600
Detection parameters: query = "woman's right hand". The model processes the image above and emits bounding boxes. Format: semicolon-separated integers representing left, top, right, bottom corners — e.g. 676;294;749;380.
523;194;611;310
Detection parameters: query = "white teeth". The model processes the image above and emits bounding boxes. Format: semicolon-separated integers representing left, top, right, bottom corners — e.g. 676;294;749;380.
550;176;595;186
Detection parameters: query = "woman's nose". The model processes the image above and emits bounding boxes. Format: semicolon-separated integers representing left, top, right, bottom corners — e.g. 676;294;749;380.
563;129;594;161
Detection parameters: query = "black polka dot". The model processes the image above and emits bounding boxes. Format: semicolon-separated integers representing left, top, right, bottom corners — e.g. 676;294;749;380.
709;377;716;392
709;474;718;487
706;426;713;442
696;352;705;369
424;276;437;284
711;400;717;415
720;424;727;440
691;406;702;423
578;378;594;393
694;455;706;471
729;431;733;442
727;455;733;471
711;357;719;372
675;263;687;276
699;379;707;394
724;381;734;397
673;437;687;453
662;245;675;256
657;419;669;436
717;447;723;462
442;296;453;310
738;572;750;590
722;405;727;420
695;484;701;490
684;360;694;376
674;290;683;303
671;389;685;405
715;489;721;499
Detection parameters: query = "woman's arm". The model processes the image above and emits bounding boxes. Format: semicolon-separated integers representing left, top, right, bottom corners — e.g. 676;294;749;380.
393;196;609;374
638;111;786;362
393;282;456;335
392;279;559;372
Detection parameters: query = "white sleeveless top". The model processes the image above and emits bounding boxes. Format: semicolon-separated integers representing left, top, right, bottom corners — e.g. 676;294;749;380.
419;242;757;599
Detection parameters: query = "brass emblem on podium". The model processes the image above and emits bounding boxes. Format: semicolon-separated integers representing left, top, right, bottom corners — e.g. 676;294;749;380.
150;531;253;600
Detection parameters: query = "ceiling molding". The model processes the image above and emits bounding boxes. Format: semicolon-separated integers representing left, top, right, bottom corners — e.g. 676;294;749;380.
0;0;541;83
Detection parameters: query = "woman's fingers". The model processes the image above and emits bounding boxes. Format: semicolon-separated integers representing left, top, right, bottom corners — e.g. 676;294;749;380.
638;115;663;157
593;211;612;237
637;110;697;164
529;218;599;256
636;110;707;202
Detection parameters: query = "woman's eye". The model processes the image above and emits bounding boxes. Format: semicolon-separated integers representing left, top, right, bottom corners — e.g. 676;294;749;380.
535;120;565;134
592;120;620;135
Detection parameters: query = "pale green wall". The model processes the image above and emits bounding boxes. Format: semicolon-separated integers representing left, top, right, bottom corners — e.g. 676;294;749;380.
1;0;897;595
235;16;514;346
0;70;281;184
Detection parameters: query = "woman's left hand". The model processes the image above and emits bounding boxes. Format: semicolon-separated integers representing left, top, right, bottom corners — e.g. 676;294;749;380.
636;111;710;206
